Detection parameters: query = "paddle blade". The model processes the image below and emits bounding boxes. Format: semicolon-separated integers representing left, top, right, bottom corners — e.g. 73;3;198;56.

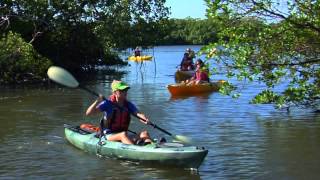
173;135;192;144
47;66;79;88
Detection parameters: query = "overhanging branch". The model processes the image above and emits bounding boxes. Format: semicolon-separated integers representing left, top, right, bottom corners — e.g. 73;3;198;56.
251;0;320;34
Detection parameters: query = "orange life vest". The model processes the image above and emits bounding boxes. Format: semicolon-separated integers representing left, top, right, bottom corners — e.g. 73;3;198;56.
80;123;100;133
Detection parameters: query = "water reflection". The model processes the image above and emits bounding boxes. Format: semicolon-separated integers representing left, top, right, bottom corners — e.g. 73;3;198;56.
169;92;212;101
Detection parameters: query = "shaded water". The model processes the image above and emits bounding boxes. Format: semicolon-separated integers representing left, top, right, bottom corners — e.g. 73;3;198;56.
1;45;320;179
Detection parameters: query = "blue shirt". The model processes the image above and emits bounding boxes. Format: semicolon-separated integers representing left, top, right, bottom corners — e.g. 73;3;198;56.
98;100;138;119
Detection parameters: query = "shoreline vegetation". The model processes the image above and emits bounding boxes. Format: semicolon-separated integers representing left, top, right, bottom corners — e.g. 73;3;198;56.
1;1;319;110
0;7;216;85
1;18;217;85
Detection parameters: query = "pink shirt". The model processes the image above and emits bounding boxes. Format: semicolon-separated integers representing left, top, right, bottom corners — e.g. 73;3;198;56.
194;69;209;81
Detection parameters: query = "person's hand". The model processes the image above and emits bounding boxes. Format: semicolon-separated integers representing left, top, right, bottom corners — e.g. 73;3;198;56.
96;94;105;103
138;113;150;125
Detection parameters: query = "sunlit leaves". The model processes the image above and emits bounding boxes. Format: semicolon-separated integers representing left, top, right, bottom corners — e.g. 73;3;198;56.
219;81;236;96
203;0;320;110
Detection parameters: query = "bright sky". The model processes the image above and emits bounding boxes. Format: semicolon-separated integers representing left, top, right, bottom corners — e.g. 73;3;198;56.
165;0;207;19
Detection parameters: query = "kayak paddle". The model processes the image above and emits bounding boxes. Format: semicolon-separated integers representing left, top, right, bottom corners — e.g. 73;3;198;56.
147;122;191;144
47;66;192;144
47;66;100;97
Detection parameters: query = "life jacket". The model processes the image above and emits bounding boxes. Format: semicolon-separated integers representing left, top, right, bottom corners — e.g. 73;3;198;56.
180;58;194;71
103;94;131;132
134;50;141;57
195;68;209;82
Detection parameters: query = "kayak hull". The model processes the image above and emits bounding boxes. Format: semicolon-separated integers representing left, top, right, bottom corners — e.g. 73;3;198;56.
64;125;208;169
128;55;152;61
174;70;195;82
167;81;225;96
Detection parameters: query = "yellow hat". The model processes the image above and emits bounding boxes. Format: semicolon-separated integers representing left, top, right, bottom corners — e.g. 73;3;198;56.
111;80;130;92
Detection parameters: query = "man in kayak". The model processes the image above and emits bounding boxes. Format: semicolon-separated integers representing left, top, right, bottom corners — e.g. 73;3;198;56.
85;80;152;145
180;52;194;71
134;46;141;57
179;48;196;71
184;59;209;85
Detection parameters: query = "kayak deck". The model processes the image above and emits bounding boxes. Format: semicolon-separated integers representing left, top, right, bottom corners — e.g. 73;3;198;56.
64;124;208;169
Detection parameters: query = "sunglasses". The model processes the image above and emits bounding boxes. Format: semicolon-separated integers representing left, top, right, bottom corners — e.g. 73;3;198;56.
119;89;128;93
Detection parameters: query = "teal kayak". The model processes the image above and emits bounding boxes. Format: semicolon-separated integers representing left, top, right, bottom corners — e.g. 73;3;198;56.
64;124;208;169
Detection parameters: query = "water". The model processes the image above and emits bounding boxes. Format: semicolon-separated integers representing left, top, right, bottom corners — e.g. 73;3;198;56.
1;45;320;179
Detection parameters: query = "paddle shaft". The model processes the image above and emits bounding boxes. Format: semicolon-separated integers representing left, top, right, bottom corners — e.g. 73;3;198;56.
149;123;173;136
79;85;100;97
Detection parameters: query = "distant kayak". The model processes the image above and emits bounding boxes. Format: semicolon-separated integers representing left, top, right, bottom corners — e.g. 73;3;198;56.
174;70;195;82
167;80;225;96
128;55;152;61
64;124;208;169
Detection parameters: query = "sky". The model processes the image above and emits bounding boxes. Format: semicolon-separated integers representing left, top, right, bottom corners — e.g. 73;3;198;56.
165;0;207;19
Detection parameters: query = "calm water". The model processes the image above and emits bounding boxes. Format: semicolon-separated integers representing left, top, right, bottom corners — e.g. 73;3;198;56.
1;45;320;179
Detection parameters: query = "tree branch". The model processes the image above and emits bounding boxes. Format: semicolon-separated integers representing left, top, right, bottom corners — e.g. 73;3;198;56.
251;0;320;34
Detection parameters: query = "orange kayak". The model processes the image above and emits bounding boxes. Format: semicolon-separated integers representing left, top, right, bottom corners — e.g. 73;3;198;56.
167;80;225;96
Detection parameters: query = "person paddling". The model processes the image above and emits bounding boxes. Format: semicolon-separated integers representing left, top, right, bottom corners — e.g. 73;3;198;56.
134;46;141;57
85;80;152;145
180;53;194;71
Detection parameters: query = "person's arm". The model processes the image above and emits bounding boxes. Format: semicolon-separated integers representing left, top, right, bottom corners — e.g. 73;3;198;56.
180;58;185;67
128;102;150;125
85;95;104;116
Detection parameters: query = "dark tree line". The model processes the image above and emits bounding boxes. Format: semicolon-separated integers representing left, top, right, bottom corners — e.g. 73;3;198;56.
0;0;170;84
158;18;220;45
0;0;222;84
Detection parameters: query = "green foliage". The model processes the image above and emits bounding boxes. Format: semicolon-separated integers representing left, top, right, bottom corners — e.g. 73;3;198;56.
202;0;320;109
218;81;237;96
0;31;52;84
1;0;169;74
33;23;108;72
